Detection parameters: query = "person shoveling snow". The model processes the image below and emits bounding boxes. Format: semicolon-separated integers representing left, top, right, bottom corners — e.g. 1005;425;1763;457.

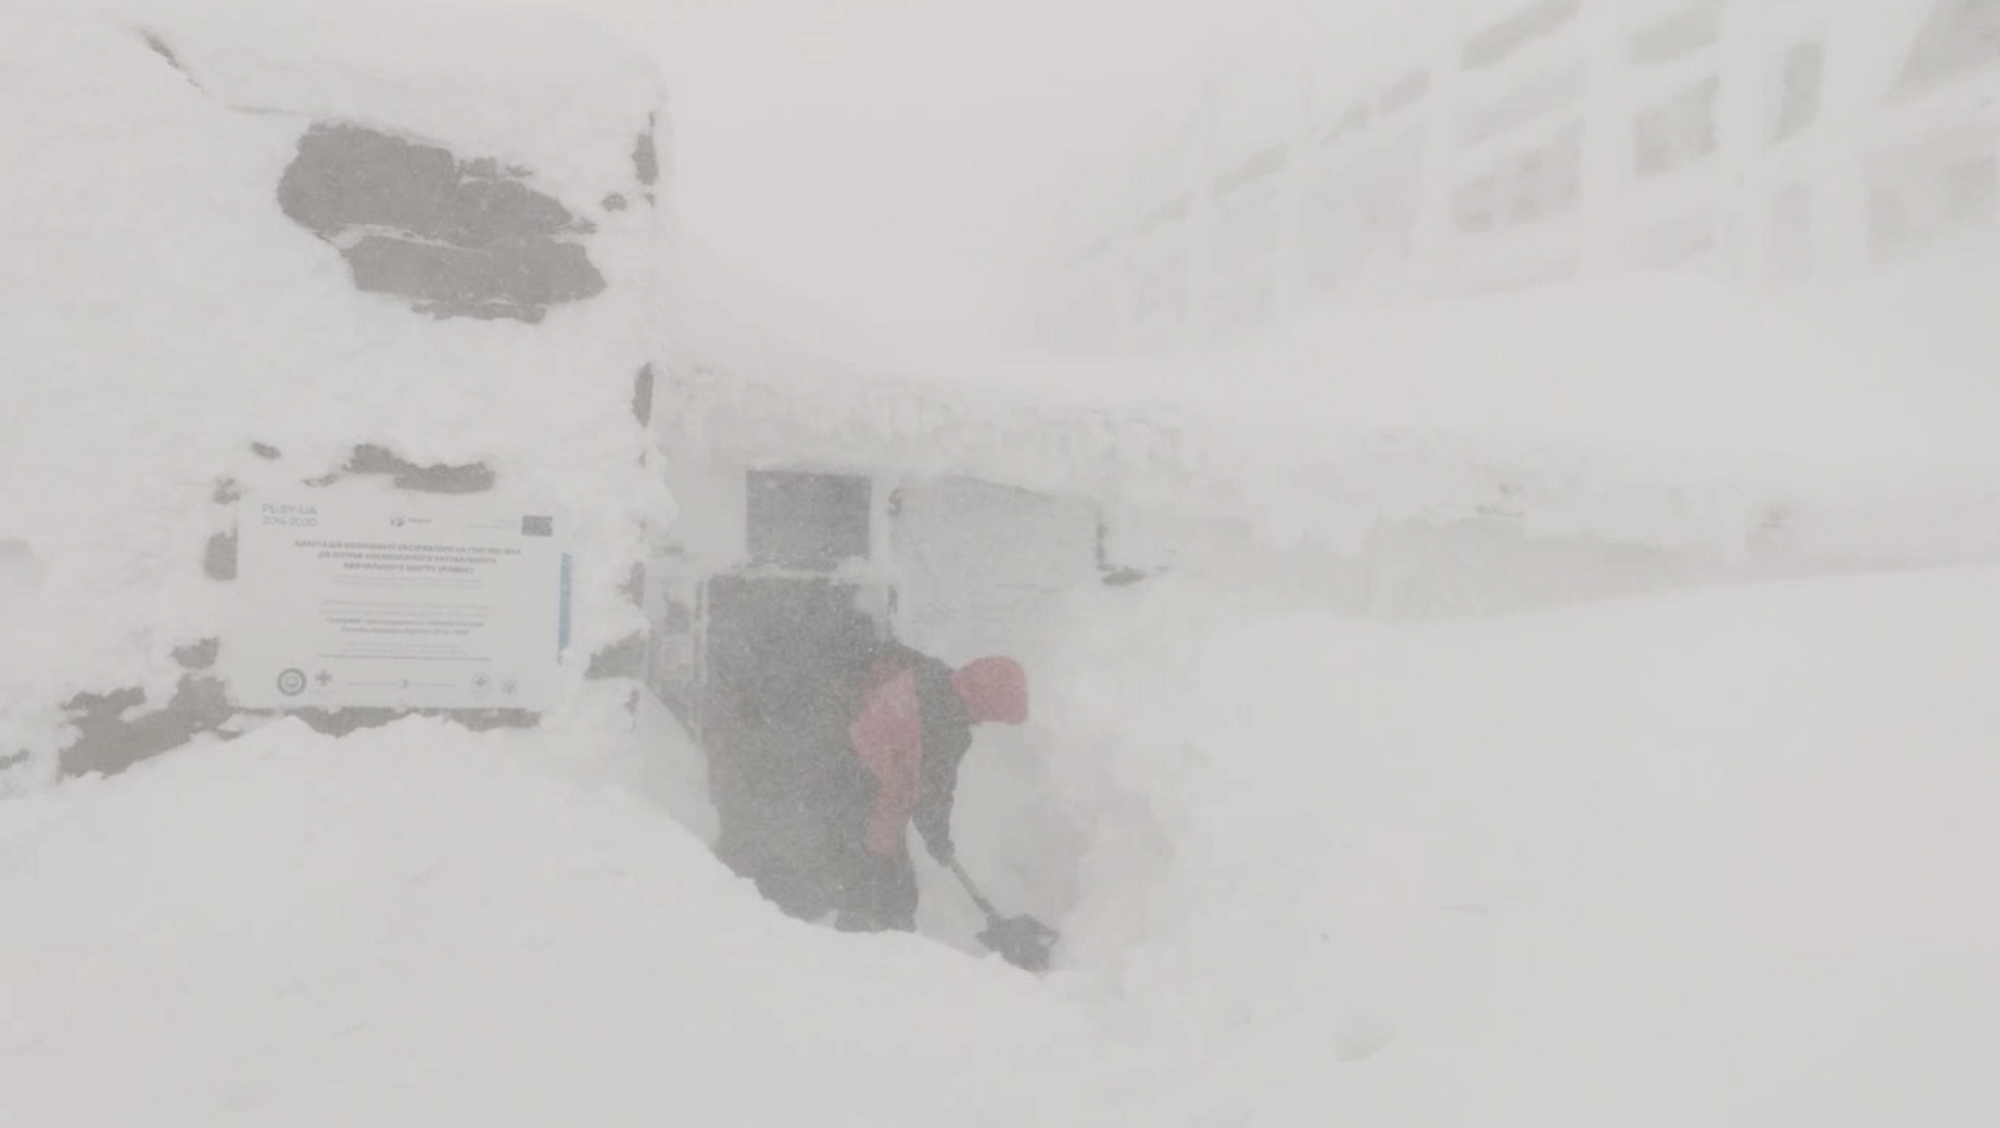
835;641;1058;970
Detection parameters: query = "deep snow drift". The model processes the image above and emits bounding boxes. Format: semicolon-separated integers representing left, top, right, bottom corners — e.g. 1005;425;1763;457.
1033;564;2000;1125
6;567;1997;1126
0;719;1129;1128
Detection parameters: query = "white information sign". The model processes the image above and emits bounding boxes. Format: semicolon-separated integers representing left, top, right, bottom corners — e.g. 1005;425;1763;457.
227;489;572;711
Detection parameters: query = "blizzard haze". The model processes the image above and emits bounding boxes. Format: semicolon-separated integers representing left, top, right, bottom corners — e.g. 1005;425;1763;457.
5;0;2000;1126
461;0;1389;346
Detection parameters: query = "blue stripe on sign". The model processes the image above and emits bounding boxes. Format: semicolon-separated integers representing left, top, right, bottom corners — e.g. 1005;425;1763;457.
558;553;574;656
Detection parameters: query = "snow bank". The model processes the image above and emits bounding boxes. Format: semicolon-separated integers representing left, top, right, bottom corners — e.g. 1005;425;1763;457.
6;532;1993;1124
1033;565;2000;1123
1;0;670;780
0;717;1133;1128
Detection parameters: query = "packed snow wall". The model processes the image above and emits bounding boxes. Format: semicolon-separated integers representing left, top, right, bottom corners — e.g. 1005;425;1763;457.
0;1;675;789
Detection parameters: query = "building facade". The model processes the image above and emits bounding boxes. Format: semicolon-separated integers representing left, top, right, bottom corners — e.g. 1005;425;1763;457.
1032;0;2000;355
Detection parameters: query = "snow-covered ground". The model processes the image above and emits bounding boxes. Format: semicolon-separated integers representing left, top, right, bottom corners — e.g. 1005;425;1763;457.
0;716;1135;1128
5;566;1997;1125
5;1;1999;1125
1033;564;2000;1125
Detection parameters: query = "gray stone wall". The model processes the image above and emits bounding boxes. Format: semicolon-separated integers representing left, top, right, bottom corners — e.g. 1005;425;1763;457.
278;123;606;323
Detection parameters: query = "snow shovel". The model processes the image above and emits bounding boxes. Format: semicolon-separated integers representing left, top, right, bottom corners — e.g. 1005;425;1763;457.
946;858;1060;974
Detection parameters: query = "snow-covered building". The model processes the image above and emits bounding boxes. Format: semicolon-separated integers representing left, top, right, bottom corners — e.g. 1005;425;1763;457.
641;246;1126;895
648;221;2000;955
1032;0;2000;354
1;2;673;785
645;219;2000;900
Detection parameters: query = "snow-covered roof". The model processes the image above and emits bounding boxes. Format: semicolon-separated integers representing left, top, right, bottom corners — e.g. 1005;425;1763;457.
107;0;664;199
662;234;2000;564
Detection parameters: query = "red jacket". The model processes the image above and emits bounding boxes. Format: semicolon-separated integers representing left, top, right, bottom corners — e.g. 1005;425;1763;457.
849;657;932;855
847;647;1027;857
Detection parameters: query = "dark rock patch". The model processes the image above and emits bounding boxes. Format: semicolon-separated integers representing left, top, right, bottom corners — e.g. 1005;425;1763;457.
60;675;232;778
343;443;496;494
278;123;605;322
203;530;237;580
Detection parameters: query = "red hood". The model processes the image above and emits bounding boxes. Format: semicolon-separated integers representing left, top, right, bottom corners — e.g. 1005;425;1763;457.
952;656;1028;725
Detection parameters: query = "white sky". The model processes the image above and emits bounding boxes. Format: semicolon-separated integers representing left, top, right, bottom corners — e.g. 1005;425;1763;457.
456;0;1427;347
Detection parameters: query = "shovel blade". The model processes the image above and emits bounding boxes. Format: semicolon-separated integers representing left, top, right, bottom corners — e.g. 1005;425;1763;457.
978;914;1060;974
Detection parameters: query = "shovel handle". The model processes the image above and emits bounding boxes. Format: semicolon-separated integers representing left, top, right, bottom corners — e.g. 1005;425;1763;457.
945;858;1000;921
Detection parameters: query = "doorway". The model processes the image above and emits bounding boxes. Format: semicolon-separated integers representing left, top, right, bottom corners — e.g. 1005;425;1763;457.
703;573;882;919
